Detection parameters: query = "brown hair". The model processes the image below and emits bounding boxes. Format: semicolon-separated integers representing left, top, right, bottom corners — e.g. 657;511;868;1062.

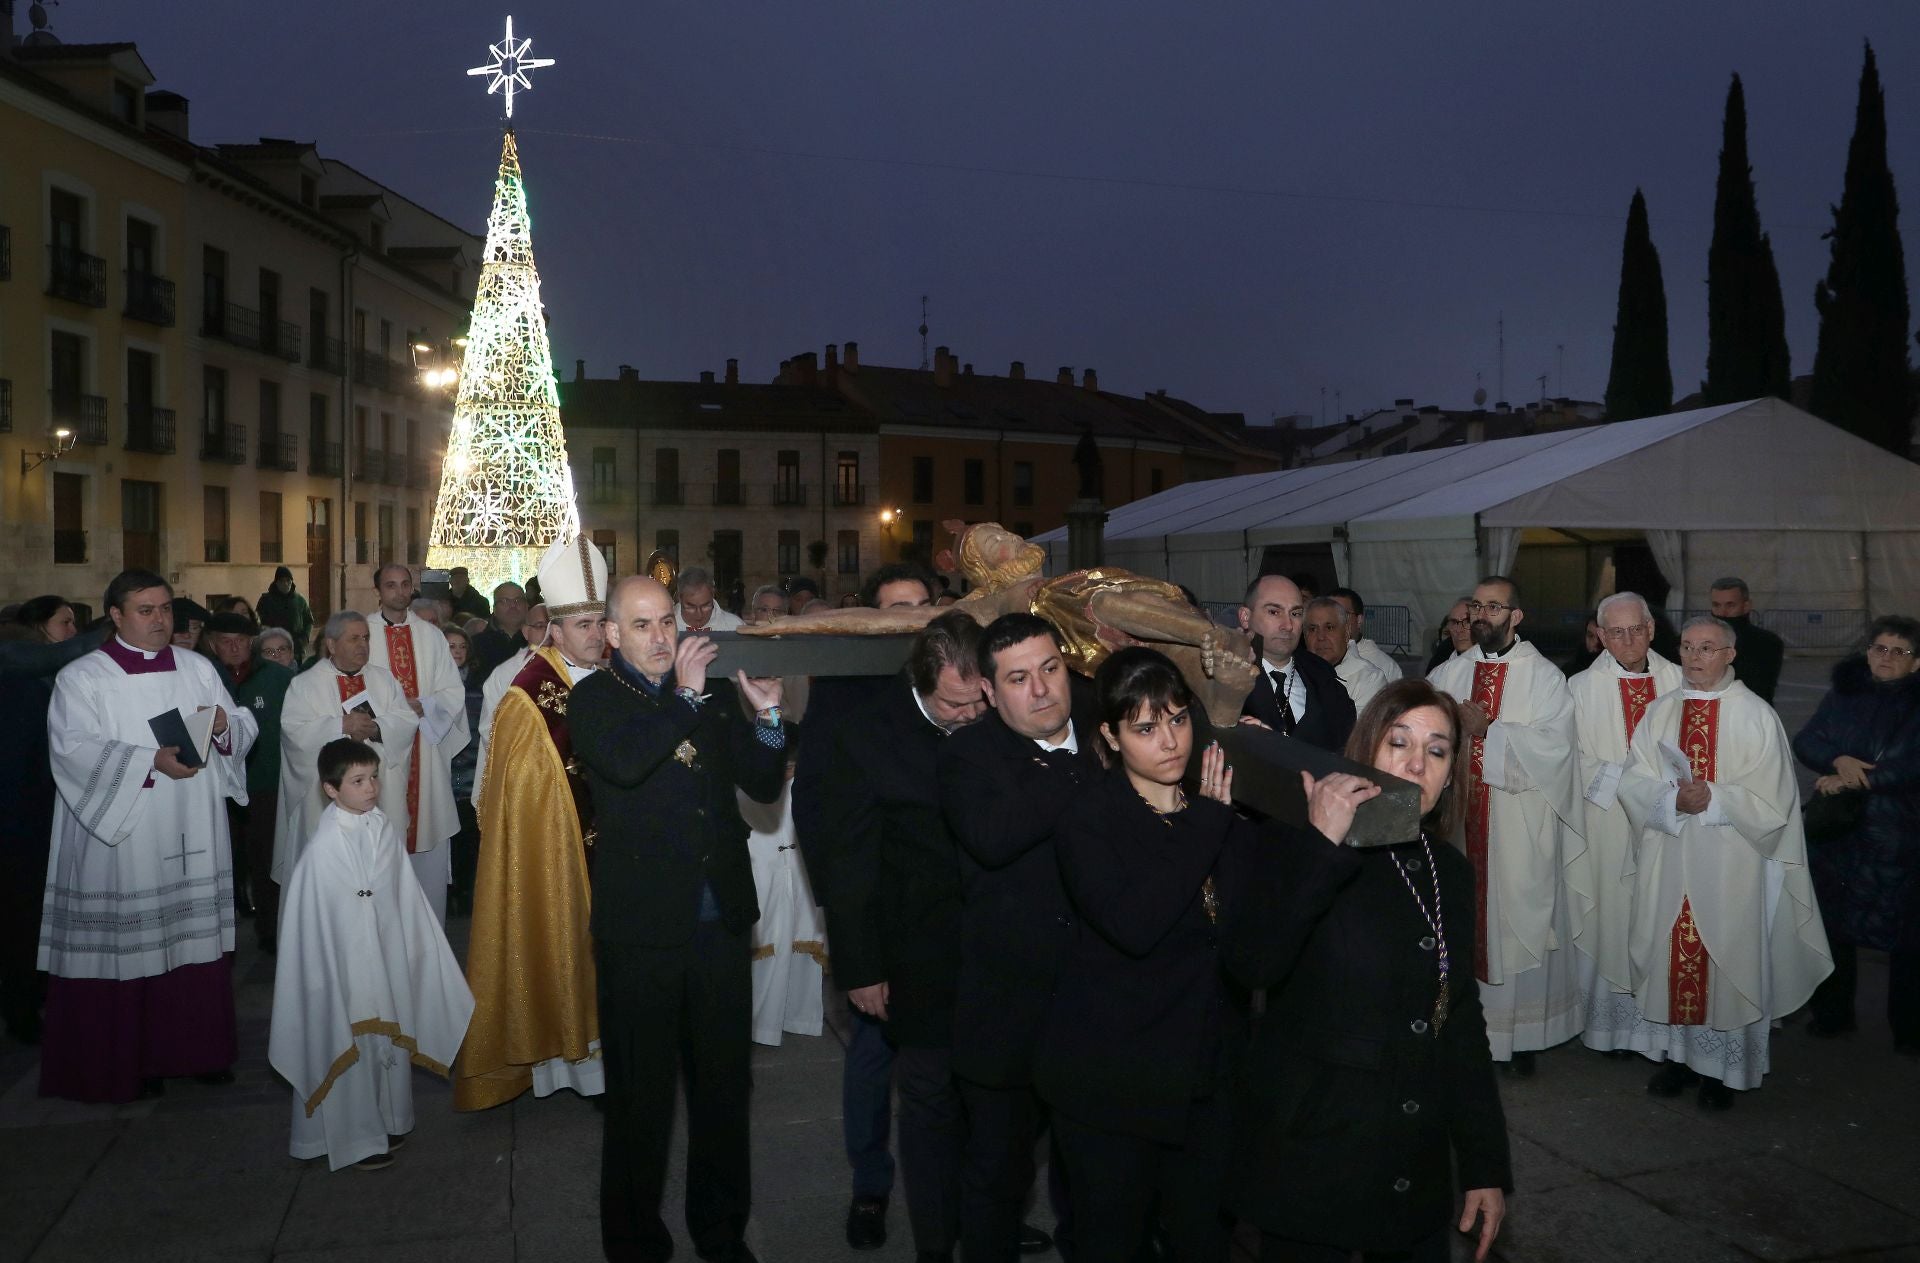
1343;678;1470;843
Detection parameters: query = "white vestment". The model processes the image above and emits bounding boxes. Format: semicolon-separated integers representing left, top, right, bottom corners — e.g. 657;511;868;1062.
675;604;742;632
741;782;826;1046
365;610;470;921
270;803;473;1169
1430;639;1586;1057
1568;649;1685;1047
39;643;257;980
1332;648;1389;712
1609;676;1832;1088
274;661;418;886
1353;636;1403;683
470;645;532;808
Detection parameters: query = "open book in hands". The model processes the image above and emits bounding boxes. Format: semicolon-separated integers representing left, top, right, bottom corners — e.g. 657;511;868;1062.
149;706;219;768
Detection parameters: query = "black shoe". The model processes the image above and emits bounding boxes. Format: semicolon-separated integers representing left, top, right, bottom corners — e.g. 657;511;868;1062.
917;1253;955;1263
1508;1051;1537;1077
1697;1079;1735;1111
1019;1223;1054;1255
1805;1016;1856;1038
696;1246;757;1263
1647;1061;1698;1097
193;1068;235;1086
1894;1041;1920;1058
846;1195;887;1250
138;1076;165;1099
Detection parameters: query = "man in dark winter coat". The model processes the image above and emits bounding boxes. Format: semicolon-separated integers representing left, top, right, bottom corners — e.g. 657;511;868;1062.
257;566;315;662
1710;578;1784;704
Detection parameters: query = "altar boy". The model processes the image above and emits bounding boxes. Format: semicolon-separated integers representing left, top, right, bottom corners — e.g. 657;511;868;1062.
270;739;473;1171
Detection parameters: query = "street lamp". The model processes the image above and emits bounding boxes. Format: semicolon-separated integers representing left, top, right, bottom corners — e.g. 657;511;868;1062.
878;506;900;558
21;425;76;475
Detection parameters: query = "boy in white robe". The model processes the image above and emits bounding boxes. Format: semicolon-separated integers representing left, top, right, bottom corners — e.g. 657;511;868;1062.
270;738;473;1170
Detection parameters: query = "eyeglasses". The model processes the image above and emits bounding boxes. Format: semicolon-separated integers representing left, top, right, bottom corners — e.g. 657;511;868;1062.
1678;643;1733;658
1867;642;1916;659
1464;601;1511;616
1600;624;1652;641
1443;617;1470;628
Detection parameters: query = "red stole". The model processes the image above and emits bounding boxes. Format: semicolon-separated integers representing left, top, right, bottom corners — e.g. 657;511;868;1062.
383;621;423;853
511;653;597;865
1617;675;1657;746
1668;697;1720;1023
1466;659;1509;982
336;672;367;703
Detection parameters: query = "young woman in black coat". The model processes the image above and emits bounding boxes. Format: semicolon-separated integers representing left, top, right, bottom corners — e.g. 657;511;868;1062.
1224;678;1511;1263
1035;647;1256;1262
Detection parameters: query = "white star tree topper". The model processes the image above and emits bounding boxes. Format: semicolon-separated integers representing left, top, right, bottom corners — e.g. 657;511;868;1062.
466;16;555;119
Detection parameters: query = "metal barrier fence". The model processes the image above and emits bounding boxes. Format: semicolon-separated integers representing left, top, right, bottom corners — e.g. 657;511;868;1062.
1692;608;1870;652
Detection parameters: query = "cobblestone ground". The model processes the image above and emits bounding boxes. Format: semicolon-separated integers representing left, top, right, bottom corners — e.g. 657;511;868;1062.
2;658;1915;1262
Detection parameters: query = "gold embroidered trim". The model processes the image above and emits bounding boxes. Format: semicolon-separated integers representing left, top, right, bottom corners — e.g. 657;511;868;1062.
750;943;775;961
301;1018;453;1117
792;939;829;971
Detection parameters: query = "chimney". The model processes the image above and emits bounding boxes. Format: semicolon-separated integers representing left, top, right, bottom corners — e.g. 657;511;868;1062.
791;351;818;386
699;370;715;385
725;357;739;385
934;346;954;388
963;363;973;376
1009;360;1025;380
1082;368;1098;392
1495;401;1510;414
1467;416;1487;445
843;341;859;372
1057;366;1074;386
824;343;839;370
618;364;638;383
574;358;585;382
146;90;190;139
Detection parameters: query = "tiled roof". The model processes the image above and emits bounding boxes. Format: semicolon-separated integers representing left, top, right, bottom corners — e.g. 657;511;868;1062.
561;379;877;435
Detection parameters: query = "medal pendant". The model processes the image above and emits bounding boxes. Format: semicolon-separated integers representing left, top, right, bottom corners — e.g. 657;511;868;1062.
1432;976;1450;1034
674;740;697;767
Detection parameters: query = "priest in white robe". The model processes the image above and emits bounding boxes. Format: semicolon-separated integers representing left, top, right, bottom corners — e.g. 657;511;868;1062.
1569;593;1685;1048
38;570;258;1103
742;774;826;1046
1614;616;1831;1106
270;744;472;1171
365;563;470;923
1305;596;1389;712
275;611;418;887
471;602;548;807
1429;575;1586;1068
1329;586;1405;682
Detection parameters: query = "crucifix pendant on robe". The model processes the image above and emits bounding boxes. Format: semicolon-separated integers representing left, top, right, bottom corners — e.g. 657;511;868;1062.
1432;974;1450;1034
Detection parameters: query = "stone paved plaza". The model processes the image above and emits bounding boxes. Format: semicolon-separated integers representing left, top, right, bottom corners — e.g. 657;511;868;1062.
2;659;1917;1262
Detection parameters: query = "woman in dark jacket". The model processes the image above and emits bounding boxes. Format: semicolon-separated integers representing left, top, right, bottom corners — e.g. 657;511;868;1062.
1224;678;1510;1262
1792;614;1920;1051
1035;647;1256;1262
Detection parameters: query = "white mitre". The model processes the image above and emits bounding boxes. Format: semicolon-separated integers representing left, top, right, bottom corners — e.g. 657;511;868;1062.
537;535;610;620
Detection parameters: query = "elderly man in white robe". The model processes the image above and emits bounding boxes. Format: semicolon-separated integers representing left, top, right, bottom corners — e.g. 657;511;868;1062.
364;563;470;924
1430;575;1587;1071
1328;586;1404;682
1569;593;1685;1051
38;569;258;1103
471;602;549;807
1615;616;1832;1108
275;611;418;887
1304;596;1389;712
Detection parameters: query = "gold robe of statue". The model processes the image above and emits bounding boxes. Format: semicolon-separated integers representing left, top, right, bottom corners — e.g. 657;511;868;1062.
453;645;604;1110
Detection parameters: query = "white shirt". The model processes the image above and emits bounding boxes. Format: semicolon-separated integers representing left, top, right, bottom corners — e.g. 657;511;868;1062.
675;604;742;633
1033;725;1080;756
1263;657;1306;725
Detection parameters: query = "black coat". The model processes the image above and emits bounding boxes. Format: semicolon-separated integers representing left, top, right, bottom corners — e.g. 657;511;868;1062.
818;677;965;1048
469;625;522;683
1241;647;1356;754
1727;614;1784;704
1792;655;1920;952
569;664;786;947
790;674;892;909
1036;773;1255;1143
1223;828;1511;1252
937;697;1103;1087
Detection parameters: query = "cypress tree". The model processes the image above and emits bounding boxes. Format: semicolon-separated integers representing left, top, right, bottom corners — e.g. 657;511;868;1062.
1703;74;1792;403
1808;43;1913;453
1603;189;1673;420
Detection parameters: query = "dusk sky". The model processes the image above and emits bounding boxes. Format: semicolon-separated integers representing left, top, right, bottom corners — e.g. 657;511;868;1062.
67;2;1920;424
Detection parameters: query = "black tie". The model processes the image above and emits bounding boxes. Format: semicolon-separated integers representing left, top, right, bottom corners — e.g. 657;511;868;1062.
1270;669;1295;736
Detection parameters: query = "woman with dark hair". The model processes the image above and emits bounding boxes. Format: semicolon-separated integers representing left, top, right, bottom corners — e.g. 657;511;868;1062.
1793;614;1920;1052
1035;646;1254;1261
1225;678;1510;1262
16;595;78;643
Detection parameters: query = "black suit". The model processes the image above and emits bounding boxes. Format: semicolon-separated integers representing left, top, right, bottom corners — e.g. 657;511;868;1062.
569;663;786;1263
1222;828;1511;1256
820;677;970;1253
1241;646;1356;753
469;624;521;683
938;698;1102;1262
1037;773;1256;1261
1726;613;1785;703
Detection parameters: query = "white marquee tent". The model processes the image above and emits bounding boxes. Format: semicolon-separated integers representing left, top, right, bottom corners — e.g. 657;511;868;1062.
1035;398;1920;645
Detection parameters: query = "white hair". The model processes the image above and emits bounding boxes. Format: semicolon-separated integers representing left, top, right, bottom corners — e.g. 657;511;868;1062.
255;627;294;655
323;609;368;642
1596;591;1653;625
1680;614;1735;644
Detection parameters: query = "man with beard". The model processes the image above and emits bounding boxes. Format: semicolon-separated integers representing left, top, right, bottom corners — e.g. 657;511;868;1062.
1616;617;1830;1107
1568;593;1684;1051
1429;576;1585;1073
457;538;608;1110
1238;574;1355;752
1708;578;1785;705
820;612;989;1262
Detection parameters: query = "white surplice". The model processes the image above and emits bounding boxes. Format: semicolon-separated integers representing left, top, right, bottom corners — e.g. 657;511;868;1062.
39;642;258;980
1352;636;1404;683
741;782;826;1046
1569;649;1685;1049
274;660;418;886
270;803;474;1170
1610;675;1832;1089
1429;638;1586;1057
470;644;532;808
365;610;470;920
1332;647;1389;712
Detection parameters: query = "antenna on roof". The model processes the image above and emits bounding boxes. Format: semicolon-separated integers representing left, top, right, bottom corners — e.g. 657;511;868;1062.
1497;312;1505;404
918;295;930;371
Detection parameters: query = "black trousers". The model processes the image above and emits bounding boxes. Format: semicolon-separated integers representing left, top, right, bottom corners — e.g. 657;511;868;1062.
1261;1227;1450;1262
955;1077;1040;1263
1051;1098;1231;1263
597;922;753;1263
895;1043;966;1254
1810;939;1920;1045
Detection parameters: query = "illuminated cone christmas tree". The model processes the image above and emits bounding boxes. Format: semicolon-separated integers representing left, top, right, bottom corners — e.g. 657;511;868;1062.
426;128;579;594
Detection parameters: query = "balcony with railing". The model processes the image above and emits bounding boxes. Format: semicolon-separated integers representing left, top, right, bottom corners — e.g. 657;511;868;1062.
123;270;176;326
310;440;343;477
47;245;106;306
200;422;247;464
204;302;302;361
310;334;345;375
405;456;431;489
355;448;387;484
648;480;685;507
258;429;298;471
0;379;11;433
52;391;108;445
352;349;403;392
125;404;176;454
832;482;869;508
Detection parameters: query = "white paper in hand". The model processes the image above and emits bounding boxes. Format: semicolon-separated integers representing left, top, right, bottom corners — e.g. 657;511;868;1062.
1657;738;1694;784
